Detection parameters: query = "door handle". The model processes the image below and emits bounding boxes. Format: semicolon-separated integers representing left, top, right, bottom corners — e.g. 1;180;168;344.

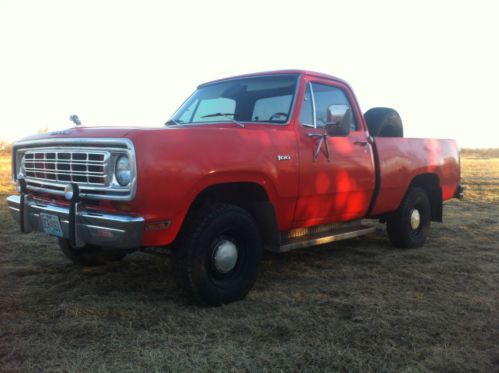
307;133;330;162
354;140;369;146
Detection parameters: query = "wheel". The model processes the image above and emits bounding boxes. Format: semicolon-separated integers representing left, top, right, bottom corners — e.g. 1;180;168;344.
174;203;263;306
386;187;431;248
364;107;403;137
58;238;127;266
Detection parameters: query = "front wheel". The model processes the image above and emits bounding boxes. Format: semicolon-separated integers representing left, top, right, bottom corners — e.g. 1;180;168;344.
58;238;127;266
174;203;263;306
386;187;431;248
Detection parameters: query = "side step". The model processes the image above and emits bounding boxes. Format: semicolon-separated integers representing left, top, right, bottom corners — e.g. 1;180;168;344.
278;221;377;252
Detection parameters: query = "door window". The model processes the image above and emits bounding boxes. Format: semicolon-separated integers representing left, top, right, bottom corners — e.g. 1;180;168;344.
299;82;357;130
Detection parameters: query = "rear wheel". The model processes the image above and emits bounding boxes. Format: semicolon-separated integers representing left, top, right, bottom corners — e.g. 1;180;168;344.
386;187;431;248
58;238;127;266
174;203;263;306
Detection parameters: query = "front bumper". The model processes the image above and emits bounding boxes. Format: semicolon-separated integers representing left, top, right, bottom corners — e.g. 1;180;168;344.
6;195;144;249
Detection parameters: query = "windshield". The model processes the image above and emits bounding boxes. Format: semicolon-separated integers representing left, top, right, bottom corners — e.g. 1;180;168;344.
170;74;298;125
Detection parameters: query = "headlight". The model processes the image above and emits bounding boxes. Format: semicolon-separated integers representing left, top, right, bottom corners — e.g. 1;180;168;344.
115;155;131;186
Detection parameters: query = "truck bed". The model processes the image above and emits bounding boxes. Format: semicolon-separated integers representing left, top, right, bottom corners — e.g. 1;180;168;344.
370;138;460;216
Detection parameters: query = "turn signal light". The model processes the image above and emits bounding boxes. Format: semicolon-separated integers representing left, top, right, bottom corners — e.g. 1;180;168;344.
113;202;133;212
145;220;171;231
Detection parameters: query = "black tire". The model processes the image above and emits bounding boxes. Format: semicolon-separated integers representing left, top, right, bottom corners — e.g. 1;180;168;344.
364;107;403;137
174;203;263;306
386;187;431;248
58;238;127;266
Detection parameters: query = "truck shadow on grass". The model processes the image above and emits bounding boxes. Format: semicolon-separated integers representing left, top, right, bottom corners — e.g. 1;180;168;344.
14;229;433;310
4;226;401;307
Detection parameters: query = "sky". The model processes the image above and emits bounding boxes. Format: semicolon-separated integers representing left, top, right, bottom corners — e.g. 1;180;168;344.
0;0;498;147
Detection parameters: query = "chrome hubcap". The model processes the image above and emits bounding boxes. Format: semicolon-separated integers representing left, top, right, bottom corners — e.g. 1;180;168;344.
213;240;238;273
410;209;421;230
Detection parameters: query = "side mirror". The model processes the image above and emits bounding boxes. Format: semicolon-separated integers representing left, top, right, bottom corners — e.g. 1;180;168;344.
325;105;351;137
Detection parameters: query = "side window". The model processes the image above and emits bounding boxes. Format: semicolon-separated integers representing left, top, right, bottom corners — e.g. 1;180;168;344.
310;83;357;130
252;95;292;122
192;97;236;122
299;83;314;126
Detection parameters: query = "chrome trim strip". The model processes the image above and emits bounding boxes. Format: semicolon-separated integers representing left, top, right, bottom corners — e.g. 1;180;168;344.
79;210;145;223
13;137;132;147
309;81;317;128
279;226;376;252
8;205;20;213
24;178;130;193
83;224;126;234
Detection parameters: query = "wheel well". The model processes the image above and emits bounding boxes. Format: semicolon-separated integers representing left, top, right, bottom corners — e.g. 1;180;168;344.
409;173;443;222
187;183;280;249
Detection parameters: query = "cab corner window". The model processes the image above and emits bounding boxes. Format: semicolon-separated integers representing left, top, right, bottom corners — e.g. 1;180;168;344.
299;83;314;126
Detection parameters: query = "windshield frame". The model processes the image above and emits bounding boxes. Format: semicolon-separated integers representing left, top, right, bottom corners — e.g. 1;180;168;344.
169;73;301;127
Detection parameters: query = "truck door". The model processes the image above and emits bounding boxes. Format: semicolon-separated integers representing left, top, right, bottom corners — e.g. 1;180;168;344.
293;78;376;227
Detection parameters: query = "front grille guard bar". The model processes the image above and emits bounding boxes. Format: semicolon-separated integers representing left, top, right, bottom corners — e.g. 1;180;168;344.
18;178;84;248
18;178;30;233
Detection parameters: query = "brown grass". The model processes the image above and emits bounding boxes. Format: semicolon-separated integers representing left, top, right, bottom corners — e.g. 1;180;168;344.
0;141;12;154
1;150;498;372
0;156;14;194
461;148;499;159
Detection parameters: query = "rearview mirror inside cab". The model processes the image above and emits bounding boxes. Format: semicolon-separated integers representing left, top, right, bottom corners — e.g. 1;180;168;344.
325;105;351;137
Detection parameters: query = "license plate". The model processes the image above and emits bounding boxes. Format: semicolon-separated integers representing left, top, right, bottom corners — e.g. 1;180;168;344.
40;213;63;237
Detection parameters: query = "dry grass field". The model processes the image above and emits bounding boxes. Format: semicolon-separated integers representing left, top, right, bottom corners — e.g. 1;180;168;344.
0;150;498;372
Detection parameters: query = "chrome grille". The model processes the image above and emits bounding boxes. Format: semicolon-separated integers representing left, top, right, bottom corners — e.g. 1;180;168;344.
23;150;109;186
14;138;137;201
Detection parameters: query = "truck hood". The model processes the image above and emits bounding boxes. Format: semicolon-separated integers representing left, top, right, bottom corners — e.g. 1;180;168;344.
16;126;154;143
16;123;249;144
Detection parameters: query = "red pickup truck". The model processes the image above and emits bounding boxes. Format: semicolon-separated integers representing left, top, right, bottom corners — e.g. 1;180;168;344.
7;70;463;305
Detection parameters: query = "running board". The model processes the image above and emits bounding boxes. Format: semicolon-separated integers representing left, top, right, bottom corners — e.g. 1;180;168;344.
278;224;376;252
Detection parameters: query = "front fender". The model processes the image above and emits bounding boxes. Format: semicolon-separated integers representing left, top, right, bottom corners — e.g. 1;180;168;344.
126;125;299;246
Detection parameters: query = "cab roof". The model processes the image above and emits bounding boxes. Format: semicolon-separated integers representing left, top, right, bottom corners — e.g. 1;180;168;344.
198;69;349;88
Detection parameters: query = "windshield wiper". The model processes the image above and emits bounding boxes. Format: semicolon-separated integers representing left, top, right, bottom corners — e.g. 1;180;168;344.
165;119;183;126
200;113;244;128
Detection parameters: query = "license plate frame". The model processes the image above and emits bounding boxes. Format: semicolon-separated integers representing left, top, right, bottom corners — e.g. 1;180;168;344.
40;213;64;238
